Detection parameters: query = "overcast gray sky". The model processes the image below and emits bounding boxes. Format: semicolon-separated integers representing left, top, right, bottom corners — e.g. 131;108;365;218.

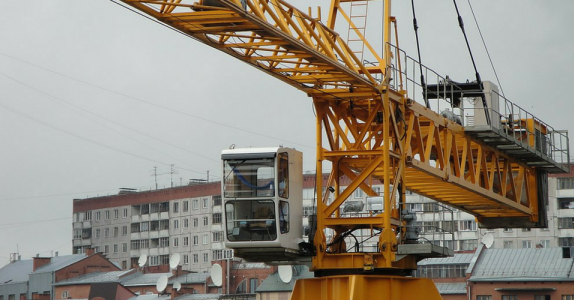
1;0;572;266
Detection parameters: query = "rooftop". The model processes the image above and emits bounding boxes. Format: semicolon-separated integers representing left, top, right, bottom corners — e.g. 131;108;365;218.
469;247;574;281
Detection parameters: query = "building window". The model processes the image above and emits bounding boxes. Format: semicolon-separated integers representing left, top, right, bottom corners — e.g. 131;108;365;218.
558;217;574;229
173;238;179;247
95;229;100;239
105;210;110;220
141;222;149;232
122;243;128;253
354;189;363;198
501;296;517;300
416;264;469;278
503;240;513;249
212;213;222;224
203;252;209;262
173;219;179;229
193;235;199;245
105;228;110;238
193;254;198;263
104;245;109;254
183;254;189;264
203;198;209;208
213;231;223;242
203;216;209;226
503;228;512;233
123;208;128;218
95;211;101;221
460;239;478;251
160;219;169;230
559;198;574;209
203;234;208;245
540;240;550;248
250;278;259;293
122;226;128;236
113;244;118;253
534;295;550;300
476;296;491;300
459;220;477;231
183;218;189;228
74;230;82;239
559;237;574;247
522;240;532;249
183;236;189;246
183;201;189;212
562;295;574;300
173;202;179;213
193;218;198;227
522;228;531;232
114;209;119;219
558;177;574;190
159;237;169;247
193;199;199;210
213;195;222;206
113;227;119;237
62;291;69;299
85;211;92;221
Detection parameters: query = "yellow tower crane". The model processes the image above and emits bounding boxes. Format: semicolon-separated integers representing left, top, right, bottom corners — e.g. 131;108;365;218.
110;0;569;299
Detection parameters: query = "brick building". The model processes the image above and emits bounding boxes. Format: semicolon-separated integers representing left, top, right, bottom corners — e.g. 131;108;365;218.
0;250;120;300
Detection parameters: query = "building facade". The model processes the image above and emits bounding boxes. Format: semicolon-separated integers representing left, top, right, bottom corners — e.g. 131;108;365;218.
73;165;573;272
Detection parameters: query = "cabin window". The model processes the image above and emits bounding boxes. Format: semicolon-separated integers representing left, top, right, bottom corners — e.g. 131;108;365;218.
279;201;289;234
224;158;275;198
278;153;289;198
225;200;277;241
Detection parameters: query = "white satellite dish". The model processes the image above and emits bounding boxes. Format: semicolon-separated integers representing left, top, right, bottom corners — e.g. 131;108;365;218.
482;233;494;249
138;254;148;267
173;282;182;291
169;253;181;270
210;263;223;287
156;275;168;293
278;265;293;283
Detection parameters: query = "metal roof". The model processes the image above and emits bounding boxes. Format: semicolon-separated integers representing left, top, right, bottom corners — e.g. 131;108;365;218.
54;270;134;286
174;294;221;300
128;294;171;300
0;259;33;284
169;273;210;284
33;254;88;274
121;272;173;286
417;253;474;266
469;247;574;281
435;282;466;294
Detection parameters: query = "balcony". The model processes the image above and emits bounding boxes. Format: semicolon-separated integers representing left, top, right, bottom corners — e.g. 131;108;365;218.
131;215;141;223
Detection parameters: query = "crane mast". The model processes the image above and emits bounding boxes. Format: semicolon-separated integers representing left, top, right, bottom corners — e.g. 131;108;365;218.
112;0;570;299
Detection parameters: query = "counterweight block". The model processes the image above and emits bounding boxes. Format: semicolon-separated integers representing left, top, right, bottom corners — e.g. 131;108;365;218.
291;275;442;300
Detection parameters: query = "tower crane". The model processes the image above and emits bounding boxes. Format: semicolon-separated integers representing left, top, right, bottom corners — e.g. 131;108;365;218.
109;0;570;299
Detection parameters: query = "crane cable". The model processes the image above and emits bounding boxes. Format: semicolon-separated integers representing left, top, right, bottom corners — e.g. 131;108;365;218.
409;0;430;109
466;0;506;98
452;0;491;125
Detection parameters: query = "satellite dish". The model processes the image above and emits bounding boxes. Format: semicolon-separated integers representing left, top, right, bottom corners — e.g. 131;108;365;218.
138;254;148;267
169;253;181;270
278;265;293;283
210;263;223;287
482;233;494;249
173;282;181;291
156;275;168;293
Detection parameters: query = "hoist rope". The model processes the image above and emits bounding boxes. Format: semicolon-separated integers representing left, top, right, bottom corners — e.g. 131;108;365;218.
452;0;491;125
410;0;430;109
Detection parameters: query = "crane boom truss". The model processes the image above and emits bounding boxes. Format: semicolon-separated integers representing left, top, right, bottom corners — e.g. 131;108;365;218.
117;0;564;279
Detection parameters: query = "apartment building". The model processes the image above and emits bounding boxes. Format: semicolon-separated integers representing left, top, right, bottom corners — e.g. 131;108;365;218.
72;183;230;272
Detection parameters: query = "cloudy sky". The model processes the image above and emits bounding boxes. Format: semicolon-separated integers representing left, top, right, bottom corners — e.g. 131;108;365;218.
0;0;572;266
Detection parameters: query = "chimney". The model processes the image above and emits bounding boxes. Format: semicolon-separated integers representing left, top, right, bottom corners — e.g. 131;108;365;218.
55;251;58;257
33;257;51;271
85;248;96;256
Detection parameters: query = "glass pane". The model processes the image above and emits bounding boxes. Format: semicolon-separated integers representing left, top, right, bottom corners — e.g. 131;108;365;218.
224;158;275;198
226;200;277;241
